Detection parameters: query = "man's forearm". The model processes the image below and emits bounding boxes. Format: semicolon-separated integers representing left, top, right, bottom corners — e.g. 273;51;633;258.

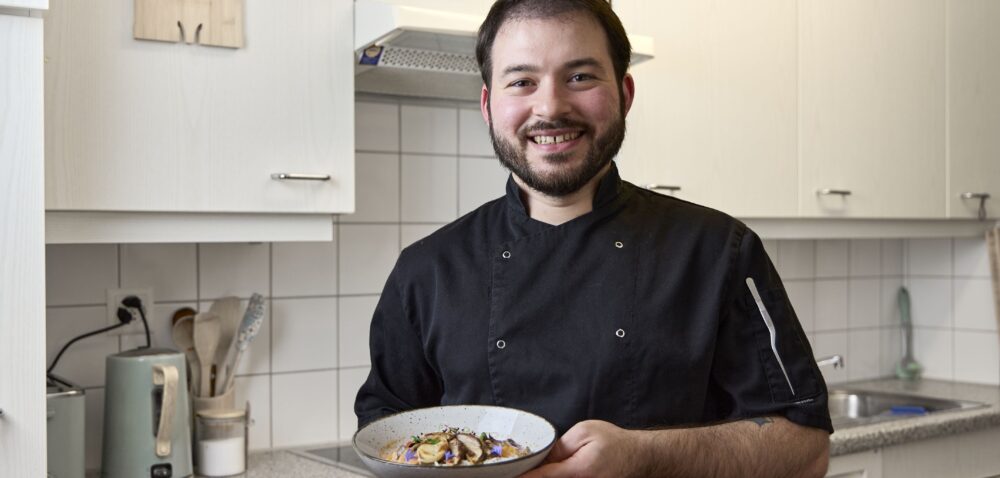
635;416;829;478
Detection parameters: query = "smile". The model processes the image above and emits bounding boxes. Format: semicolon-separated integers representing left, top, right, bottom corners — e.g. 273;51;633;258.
529;131;583;145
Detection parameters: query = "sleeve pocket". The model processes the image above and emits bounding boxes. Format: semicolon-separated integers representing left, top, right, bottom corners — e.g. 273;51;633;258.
745;286;822;404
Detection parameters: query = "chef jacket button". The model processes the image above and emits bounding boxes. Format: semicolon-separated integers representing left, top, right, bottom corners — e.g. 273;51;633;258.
615;328;626;338
502;251;511;259
496;339;506;349
615;241;624;249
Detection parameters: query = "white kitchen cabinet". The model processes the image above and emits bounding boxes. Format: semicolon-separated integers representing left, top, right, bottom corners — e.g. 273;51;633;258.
825;426;1000;478
43;0;353;242
0;5;46;477
947;0;1000;220
614;0;799;217
826;450;882;478
799;0;946;218
374;0;494;16
881;426;1000;477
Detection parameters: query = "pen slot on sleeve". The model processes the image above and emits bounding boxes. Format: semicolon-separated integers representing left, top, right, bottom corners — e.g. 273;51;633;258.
746;277;796;396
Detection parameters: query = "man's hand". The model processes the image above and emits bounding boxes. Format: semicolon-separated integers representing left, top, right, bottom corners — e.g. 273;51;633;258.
519;420;648;478
519;416;829;478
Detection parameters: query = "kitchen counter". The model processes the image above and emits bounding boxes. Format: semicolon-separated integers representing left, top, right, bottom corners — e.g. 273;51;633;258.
828;378;1000;456
86;378;999;477
242;451;367;478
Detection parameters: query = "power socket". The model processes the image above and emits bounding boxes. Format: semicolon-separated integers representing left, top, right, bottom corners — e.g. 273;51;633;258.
106;287;154;335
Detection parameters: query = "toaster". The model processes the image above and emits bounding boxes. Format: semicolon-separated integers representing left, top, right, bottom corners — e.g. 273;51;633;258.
47;374;86;478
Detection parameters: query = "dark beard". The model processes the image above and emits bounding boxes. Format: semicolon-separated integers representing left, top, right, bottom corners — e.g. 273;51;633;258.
489;114;626;197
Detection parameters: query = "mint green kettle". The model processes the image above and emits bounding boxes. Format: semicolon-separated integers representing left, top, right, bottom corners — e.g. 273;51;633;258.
101;348;192;478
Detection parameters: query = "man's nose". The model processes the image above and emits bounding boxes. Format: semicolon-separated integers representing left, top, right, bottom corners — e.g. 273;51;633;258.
532;81;572;119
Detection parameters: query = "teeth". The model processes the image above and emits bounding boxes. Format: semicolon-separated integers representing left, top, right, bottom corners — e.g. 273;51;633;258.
533;132;581;144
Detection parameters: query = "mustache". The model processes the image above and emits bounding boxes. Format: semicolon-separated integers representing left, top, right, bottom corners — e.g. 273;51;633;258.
519;119;592;136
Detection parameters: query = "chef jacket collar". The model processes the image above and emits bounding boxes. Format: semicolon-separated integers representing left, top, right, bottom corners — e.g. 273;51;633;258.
504;161;625;219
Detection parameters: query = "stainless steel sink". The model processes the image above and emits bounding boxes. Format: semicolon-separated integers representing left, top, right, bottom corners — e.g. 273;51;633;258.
829;389;986;429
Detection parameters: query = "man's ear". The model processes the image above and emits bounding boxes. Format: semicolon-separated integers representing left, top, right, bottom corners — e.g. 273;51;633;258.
622;73;636;117
480;84;491;124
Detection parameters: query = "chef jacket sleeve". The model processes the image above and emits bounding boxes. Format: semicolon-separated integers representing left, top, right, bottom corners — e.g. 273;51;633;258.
354;262;443;428
708;227;833;433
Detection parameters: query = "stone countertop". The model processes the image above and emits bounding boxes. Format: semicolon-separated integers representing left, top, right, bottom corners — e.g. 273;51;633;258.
147;378;999;476
242;451;368;478
828;378;1000;456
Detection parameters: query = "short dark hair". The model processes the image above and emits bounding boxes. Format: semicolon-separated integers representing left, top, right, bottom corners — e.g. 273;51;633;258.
476;0;632;91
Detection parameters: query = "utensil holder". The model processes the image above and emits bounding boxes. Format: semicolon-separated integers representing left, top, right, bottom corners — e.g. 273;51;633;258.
192;386;237;416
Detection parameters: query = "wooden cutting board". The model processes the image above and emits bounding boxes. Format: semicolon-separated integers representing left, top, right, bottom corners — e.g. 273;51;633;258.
134;0;244;48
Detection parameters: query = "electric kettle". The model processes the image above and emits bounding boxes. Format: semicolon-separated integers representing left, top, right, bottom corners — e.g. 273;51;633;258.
102;348;192;478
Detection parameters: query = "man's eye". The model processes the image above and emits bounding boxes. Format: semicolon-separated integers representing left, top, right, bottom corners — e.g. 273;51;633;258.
569;74;593;82
509;79;533;88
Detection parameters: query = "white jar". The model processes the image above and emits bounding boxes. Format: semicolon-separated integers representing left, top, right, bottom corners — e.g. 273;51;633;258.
195;408;247;477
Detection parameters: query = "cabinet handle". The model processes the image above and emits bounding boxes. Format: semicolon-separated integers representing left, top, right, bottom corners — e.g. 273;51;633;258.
817;189;852;196
960;192;991;221
645;184;681;193
270;173;331;181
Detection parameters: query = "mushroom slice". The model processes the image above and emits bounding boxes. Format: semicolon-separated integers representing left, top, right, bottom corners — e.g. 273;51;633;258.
416;440;448;464
444;437;464;466
456;433;485;463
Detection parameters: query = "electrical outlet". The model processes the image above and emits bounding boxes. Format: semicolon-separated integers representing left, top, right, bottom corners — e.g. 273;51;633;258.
106;287;154;335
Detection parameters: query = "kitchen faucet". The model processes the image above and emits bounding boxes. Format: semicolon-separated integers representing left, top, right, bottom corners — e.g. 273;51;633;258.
816;355;844;369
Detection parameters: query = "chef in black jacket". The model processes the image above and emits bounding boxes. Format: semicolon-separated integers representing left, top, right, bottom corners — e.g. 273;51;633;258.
356;1;832;476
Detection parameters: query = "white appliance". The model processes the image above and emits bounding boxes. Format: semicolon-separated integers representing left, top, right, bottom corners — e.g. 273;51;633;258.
354;0;654;100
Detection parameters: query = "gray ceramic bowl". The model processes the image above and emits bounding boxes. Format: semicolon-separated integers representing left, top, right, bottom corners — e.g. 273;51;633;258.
353;405;557;478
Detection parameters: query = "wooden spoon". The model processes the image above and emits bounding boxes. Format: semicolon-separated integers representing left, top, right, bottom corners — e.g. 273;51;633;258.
171;313;199;395
209;297;242;389
193;312;221;397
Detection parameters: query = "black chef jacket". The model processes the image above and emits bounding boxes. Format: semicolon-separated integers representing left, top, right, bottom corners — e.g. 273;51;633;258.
355;162;833;436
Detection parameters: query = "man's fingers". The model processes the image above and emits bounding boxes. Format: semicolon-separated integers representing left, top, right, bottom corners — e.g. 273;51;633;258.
541;438;574;464
542;423;592;464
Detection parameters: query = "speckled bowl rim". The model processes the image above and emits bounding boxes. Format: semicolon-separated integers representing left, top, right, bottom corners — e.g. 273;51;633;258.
352;404;558;471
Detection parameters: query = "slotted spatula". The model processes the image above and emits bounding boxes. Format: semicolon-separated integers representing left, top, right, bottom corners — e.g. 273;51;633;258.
217;293;266;395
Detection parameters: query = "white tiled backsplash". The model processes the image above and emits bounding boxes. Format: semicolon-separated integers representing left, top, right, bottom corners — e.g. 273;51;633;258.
45;98;1000;470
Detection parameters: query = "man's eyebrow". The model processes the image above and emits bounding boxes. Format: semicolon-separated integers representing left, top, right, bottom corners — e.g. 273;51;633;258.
564;57;605;71
501;64;539;76
500;58;607;77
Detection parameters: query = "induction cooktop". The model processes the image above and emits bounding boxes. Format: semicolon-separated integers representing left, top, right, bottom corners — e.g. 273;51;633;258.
294;444;373;476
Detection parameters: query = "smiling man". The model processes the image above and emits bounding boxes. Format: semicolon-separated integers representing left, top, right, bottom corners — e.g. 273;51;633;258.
356;1;832;477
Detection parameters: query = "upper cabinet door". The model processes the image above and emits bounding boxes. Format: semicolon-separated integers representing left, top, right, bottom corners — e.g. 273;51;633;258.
799;0;946;218
615;0;799;217
948;0;1000;219
44;0;354;214
0;11;47;478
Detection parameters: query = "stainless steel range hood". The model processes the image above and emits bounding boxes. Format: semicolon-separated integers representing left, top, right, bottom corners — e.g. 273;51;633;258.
354;0;654;101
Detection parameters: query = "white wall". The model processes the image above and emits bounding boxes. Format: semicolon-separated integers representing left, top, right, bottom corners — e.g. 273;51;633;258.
44;97;999;470
903;238;999;384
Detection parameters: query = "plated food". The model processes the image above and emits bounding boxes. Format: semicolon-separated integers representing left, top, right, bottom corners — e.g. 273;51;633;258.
353;405;556;478
382;428;531;466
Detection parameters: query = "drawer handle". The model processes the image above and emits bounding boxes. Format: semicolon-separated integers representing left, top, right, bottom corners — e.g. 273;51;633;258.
817;188;852;196
960;192;991;221
270;173;331;181
645;184;681;193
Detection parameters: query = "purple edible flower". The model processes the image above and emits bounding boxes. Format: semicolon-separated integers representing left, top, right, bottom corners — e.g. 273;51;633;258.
491;445;503;456
445;451;454;460
405;449;416;462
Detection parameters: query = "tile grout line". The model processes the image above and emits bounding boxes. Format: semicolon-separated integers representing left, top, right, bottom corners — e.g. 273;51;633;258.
845;241;853;379
268;242;275;449
335;218;342;442
117;244;123;353
456;108;461;220
398;101;403;253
